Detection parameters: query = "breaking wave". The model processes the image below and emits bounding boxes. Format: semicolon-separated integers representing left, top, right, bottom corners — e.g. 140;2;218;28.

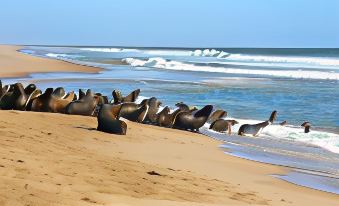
122;57;339;80
190;49;230;58
226;54;339;67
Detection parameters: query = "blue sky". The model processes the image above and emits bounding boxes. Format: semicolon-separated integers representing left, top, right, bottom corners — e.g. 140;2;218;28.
1;0;338;48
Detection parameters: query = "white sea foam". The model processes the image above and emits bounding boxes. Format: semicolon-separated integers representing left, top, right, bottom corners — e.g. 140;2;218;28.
206;117;339;154
226;54;339;67
122;57;339;80
143;50;191;56
46;53;83;59
80;48;139;53
190;49;230;58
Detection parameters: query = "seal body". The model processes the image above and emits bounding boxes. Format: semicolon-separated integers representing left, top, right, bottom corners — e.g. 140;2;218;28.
66;89;99;116
0;83;28;110
118;101;149;122
30;88;54;112
97;104;127;135
78;89;86;100
208;109;227;123
112;89;140;104
173;105;213;132
156;108;185;128
175;102;197;112
49;91;75;113
52;87;66;98
24;84;37;96
280;121;287;126
156;106;172;127
238;111;277;136
143;97;162;124
209;119;238;134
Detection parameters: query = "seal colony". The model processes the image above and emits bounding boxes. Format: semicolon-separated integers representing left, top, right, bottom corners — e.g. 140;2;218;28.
0;80;311;135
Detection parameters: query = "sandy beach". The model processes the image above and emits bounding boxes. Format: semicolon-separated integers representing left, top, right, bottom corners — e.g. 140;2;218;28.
0;45;100;78
0;45;338;206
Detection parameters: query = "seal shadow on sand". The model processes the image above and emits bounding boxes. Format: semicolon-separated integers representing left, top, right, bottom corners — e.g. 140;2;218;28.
74;126;97;131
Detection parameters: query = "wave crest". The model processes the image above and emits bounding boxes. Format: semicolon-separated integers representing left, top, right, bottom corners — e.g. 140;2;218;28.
123;57;339;80
190;49;230;58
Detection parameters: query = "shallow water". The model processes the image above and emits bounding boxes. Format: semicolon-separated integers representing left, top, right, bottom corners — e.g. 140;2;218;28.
3;46;339;194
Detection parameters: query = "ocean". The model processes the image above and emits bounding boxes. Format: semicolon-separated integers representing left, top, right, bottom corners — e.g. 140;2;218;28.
5;46;339;194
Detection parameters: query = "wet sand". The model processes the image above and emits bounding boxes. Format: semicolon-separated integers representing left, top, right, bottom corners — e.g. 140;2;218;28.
0;45;338;205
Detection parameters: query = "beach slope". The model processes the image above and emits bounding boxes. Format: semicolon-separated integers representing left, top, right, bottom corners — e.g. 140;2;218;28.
0;45;100;78
0;111;337;206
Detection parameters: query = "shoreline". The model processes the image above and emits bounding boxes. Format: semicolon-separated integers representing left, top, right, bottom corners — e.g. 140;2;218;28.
0;45;102;78
0;45;338;205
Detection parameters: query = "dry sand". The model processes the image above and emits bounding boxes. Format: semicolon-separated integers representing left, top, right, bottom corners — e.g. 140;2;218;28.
0;45;100;78
0;45;338;205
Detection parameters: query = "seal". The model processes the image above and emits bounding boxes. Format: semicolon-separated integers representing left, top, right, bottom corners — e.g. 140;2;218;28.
112;89;140;104
97;104;127;135
208;109;227;123
238;111;277;136
24;89;42;110
173;105;213;132
209;119;239;134
156;107;185;128
301;121;311;133
143;97;162;124
24;84;37;96
30;88;54;112
49;91;76;113
52;87;66;98
0;82;11;102
0;83;30;110
156;106;171;127
95;93;109;105
78;89;86;100
175;102;197;112
66;89;99;116
0;80;3;98
118;100;149;122
280;121;288;126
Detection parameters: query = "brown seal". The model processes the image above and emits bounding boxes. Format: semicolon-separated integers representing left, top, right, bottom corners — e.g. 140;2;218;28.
208;109;227;123
142;97;162;124
78;89;86;100
24;84;37;96
112;89;140;104
118;100;149;123
173;105;213;132
209;119;238;134
97;104;127;135
156;107;184;128
30;88;54;112
52;87;66;98
66;89;99;116
175;102;197;112
49;91;76;113
0;83;29;110
301;122;311;133
156;106;171;127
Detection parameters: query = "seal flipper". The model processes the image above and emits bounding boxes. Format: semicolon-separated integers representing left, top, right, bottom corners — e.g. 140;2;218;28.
269;110;277;123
